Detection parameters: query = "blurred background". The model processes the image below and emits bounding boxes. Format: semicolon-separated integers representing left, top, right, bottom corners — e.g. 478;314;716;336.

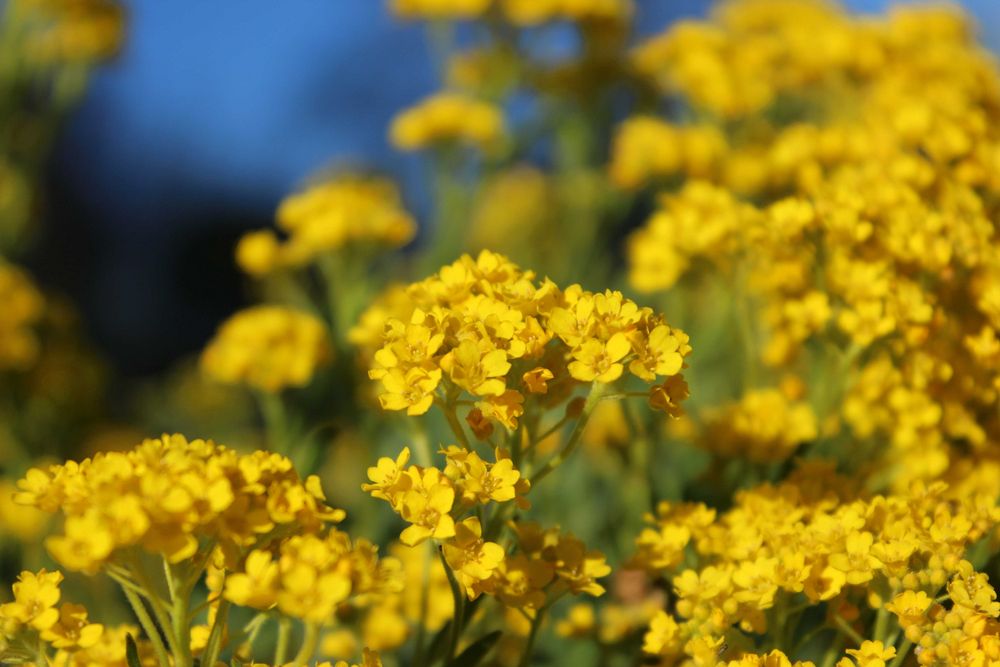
29;0;1000;378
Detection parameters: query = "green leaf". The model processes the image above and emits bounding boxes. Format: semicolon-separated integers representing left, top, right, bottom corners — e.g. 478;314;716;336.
450;631;502;667
125;633;143;667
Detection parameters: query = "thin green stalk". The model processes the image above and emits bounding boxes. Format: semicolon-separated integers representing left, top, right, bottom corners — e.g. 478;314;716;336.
274;617;292;665
165;564;193;667
411;541;434;667
819;633;847;667
439;399;472;450
291;622;320;667
833;615;864;647
127;556;174;651
257;390;290;455
515;607;547;667
118;581;171;667
873;605;892;644
530;384;606;485
200;599;231;667
887;638;913;667
439;548;467;665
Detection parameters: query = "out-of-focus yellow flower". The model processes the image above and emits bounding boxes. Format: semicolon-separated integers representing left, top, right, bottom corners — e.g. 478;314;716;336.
389;93;504;152
389;0;491;21
200;305;331;393
237;175;415;277
0;479;49;542
0;262;44;371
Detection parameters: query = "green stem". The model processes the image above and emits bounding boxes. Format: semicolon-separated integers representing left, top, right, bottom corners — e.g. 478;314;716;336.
887;638;913;667
440;399;472;450
257;390;290;455
127;556;174;652
439;547;467;665
873;604;891;644
118;581;172;667
274;617;292;665
291;622;320;667
530;384;606;485
200;599;231;667
515;607;547;667
411;541;434;667
819;633;847;667
166;565;193;667
833;615;864;647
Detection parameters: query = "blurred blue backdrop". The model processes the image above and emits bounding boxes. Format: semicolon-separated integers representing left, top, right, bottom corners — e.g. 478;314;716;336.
42;0;1000;375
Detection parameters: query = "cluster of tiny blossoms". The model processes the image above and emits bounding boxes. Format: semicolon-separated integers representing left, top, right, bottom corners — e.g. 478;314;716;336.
0;569;158;667
15;433;344;571
364;444;610;608
389;93;504;153
630;463;1000;666
11;434;394;667
367;250;690;429
617;0;1000;490
200;305;331;394
235;174;416;277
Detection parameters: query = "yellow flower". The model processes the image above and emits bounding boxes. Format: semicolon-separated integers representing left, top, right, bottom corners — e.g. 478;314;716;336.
648;375;689;418
390;0;490;20
0;569;63;631
389;93;503;152
442;518;505;599
567;332;631;383
521;367;554;394
642;610;681;656
475;390;525;430
397;469;457;546
223;550;279;609
39;603;103;650
439;339;510;396
828;532;881;586
362;447;413;506
235;229;281;277
885;590;933;630
844;640;895;667
376;367;442;416
200;305;331;393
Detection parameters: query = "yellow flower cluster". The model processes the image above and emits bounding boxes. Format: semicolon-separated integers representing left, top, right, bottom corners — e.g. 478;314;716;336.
884;562;1000;666
633;463;1000;665
619;0;1000;489
389;93;504;153
14;433;345;571
608;118;725;190
0;569;148;667
0;262;44;371
701;388;818;463
367;250;690;427
223;530;401;623
495;521;611;610
364;445;610;607
389;0;490;20
200;305;331;393
236;175;416;277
